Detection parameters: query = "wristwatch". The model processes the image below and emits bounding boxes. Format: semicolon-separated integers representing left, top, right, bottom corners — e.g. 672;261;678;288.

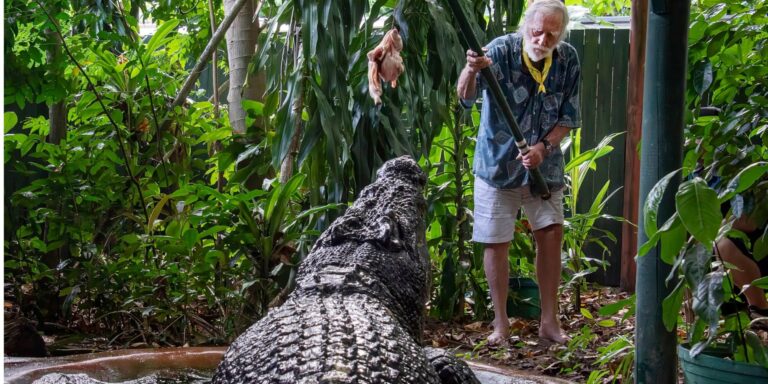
541;138;553;156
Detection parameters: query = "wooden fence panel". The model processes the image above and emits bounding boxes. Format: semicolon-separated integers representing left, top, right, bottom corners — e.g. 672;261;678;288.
566;25;631;286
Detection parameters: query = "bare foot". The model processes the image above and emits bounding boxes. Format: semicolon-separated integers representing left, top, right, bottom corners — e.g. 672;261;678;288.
487;318;510;345
539;322;570;344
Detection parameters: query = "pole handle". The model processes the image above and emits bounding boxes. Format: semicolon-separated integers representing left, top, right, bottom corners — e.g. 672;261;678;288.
445;0;551;199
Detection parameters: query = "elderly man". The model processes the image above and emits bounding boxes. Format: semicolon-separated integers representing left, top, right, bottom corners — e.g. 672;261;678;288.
457;0;580;344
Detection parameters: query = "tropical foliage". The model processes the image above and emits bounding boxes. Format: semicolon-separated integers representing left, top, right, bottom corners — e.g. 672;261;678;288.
561;129;624;311
5;3;689;382
4;0;535;342
568;0;631;16
640;0;768;363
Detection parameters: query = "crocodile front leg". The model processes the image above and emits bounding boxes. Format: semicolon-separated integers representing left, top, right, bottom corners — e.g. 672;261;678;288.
424;347;481;384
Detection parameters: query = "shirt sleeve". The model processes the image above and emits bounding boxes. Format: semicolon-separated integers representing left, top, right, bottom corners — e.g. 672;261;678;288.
557;46;581;129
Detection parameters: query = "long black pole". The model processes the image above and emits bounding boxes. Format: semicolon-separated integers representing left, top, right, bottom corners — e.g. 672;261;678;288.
445;0;550;200
635;0;690;382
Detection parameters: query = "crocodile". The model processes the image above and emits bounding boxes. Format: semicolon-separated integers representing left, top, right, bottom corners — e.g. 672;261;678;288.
31;156;479;384
211;155;479;384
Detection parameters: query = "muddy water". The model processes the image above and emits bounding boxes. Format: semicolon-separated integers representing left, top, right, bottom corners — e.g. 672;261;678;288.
4;348;571;384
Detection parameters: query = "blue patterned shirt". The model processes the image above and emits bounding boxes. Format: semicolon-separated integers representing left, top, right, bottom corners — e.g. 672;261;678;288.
462;33;581;190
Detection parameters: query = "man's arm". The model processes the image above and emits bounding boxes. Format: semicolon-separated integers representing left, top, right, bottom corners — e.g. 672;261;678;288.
541;125;571;151
457;66;479;100
457;49;491;100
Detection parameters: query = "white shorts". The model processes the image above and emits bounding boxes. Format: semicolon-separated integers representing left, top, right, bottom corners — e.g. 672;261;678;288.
472;177;564;244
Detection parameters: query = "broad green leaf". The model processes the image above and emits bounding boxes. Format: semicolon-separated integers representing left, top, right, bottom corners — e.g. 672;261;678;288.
144;19;180;58
597;319;616;327
267;173;306;238
198;127;231;144
676;178;721;246
148;194;171;231
4;112;18;133
643;169;680;239
688;20;707;45
755;230;768;262
236;145;261;166
659;216;686;265
662;280;684;332
745;330;768;367
242;99;264;116
294;203;343;221
637;230;661;257
436;250;458;320
580;307;593;319
752;275;768;290
182;228;198;250
598;295;635;317
5;133;27;146
121;234;140;245
690;271;724;357
683;243;712;288
718;162;768;202
238;201;260;237
204;249;225;265
692;60;713;95
198;225;229;240
166;219;181;237
564;149;596;173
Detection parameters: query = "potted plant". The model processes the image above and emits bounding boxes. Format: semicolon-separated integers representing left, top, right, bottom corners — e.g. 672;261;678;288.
507;219;541;319
638;2;768;381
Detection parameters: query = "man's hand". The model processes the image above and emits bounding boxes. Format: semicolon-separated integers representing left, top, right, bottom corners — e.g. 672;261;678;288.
457;49;492;100
465;48;492;74
516;143;547;169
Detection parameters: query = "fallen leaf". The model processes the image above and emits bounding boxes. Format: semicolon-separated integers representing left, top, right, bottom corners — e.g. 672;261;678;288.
463;321;484;331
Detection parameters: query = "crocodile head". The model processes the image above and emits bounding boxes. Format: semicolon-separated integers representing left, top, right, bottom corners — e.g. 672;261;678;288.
297;155;430;340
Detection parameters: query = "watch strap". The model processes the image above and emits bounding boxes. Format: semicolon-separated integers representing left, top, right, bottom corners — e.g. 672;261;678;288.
541;138;553;156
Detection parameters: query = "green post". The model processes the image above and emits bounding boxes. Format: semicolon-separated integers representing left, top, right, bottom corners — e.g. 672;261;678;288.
634;0;690;382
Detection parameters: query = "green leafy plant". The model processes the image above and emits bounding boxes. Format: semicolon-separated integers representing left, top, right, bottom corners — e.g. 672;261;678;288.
556;325;598;374
3;3;336;345
425;106;481;321
586;295;636;383
561;129;625;311
640;1;768;364
587;335;635;383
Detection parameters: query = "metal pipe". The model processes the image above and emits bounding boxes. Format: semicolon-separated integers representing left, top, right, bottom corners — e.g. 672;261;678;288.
634;0;691;382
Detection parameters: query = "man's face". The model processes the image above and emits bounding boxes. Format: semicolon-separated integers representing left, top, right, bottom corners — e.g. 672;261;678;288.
524;11;564;61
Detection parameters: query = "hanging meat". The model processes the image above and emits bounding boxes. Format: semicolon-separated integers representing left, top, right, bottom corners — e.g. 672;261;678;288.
367;28;405;105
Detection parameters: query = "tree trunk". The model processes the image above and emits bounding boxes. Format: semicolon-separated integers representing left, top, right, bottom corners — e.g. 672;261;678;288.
620;0;648;293
48;102;67;144
46;23;67;144
224;0;264;135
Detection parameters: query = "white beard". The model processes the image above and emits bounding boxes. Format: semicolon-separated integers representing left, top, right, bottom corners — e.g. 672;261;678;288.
525;42;555;62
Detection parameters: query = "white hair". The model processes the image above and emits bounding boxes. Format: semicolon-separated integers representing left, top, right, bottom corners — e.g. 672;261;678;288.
520;0;569;45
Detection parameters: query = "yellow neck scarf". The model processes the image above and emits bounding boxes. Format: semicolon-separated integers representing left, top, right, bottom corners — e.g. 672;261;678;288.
522;41;552;94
